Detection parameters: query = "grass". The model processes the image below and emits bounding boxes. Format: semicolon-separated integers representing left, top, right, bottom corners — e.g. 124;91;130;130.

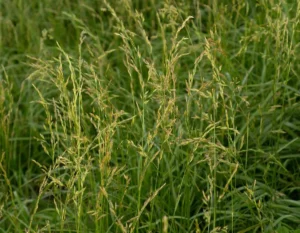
0;0;300;232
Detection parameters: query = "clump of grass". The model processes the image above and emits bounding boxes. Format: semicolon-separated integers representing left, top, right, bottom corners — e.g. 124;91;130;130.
1;0;300;232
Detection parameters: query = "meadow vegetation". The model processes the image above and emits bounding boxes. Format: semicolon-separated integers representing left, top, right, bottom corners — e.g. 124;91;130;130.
0;0;300;232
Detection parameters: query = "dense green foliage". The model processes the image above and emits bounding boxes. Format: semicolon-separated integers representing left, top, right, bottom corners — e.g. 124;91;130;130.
1;0;300;232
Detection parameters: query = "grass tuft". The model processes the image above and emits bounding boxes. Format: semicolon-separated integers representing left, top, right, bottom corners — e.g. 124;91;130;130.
1;0;300;232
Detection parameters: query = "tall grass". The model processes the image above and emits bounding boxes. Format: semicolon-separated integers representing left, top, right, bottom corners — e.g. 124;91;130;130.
1;0;300;232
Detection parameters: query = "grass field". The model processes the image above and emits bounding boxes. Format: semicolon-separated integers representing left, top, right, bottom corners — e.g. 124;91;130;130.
1;0;300;232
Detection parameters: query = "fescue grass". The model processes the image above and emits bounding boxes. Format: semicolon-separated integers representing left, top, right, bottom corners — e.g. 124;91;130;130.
1;0;300;232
